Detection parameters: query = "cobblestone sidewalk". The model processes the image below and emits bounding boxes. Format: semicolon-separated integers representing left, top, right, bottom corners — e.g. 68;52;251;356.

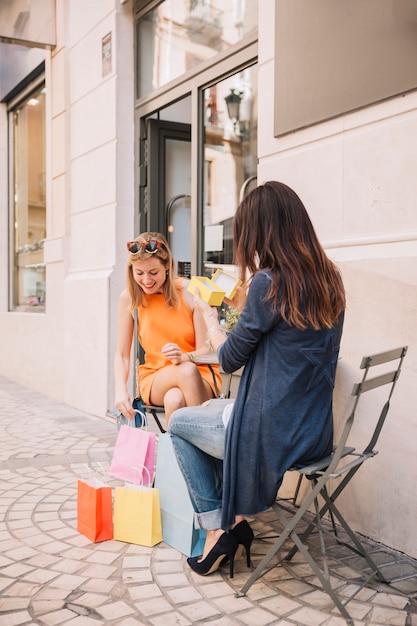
1;376;417;626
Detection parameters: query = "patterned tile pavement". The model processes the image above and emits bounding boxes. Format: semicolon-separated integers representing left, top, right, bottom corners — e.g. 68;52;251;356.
1;375;417;626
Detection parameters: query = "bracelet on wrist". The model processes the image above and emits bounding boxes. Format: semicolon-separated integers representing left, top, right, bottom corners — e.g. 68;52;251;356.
187;352;195;362
206;329;227;354
206;325;227;339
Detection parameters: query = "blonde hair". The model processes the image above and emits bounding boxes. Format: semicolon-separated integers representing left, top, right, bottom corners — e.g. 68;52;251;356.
126;232;179;308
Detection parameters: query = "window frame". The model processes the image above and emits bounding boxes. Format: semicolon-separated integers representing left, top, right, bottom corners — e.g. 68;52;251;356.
7;70;46;313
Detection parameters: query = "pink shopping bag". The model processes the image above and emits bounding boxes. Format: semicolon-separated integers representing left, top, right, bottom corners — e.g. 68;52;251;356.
110;424;156;484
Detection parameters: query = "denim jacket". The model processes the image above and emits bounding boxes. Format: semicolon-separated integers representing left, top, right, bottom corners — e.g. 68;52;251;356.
219;270;344;529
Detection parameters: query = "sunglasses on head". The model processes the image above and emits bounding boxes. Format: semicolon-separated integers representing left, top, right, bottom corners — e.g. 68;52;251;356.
127;240;162;254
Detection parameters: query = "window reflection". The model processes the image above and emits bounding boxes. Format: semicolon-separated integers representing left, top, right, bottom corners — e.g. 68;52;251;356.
136;0;258;97
12;85;46;312
202;66;258;271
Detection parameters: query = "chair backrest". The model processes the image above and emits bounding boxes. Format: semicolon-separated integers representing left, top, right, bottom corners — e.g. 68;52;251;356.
308;345;408;482
350;345;408;454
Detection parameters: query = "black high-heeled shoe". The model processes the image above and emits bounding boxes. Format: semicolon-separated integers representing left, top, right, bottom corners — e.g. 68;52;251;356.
230;519;254;567
187;532;238;578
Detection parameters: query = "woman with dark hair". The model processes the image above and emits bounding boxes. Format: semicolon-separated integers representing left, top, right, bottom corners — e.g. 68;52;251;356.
168;181;346;577
114;232;221;423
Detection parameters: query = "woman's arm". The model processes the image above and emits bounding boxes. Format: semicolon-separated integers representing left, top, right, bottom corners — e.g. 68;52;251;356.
114;289;136;420
192;301;216;354
180;281;216;359
194;285;249;354
190;288;228;354
218;271;280;373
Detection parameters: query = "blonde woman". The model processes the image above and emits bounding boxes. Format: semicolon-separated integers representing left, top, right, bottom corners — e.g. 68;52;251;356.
114;232;221;423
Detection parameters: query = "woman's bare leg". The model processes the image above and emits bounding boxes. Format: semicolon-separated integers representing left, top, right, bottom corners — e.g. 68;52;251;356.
149;362;214;421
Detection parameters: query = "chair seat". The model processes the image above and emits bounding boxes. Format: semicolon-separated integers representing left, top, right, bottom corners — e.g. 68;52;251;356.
299;446;355;476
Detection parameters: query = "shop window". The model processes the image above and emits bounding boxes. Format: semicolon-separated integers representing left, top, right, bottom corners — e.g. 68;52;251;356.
136;0;258;98
9;82;46;312
202;65;258;270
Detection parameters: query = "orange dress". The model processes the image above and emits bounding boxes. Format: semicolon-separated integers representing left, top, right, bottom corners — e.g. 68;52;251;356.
137;278;222;404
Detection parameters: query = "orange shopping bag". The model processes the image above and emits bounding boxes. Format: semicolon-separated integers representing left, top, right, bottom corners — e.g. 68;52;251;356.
77;466;113;542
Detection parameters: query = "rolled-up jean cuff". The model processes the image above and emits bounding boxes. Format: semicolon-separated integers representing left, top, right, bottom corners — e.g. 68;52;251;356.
194;508;223;530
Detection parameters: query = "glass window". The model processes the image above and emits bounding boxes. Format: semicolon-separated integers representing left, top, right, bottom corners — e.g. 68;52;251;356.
202;65;258;274
10;83;46;312
136;0;258;97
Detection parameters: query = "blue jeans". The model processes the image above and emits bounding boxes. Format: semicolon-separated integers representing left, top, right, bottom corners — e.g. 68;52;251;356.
167;398;234;530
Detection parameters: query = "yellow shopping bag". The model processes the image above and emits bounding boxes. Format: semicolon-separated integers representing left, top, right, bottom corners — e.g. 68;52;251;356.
113;467;162;547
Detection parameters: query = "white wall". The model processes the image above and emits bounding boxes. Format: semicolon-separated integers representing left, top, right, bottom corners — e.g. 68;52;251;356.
0;44;61;399
0;104;9;313
259;0;417;558
62;0;135;415
0;0;135;414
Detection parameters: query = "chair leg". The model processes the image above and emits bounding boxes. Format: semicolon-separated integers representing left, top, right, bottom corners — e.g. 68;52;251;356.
208;364;221;398
147;408;166;433
285;467;362;562
237;470;332;597
288;525;355;626
292;474;304;506
284;481;339;563
284;485;389;584
236;501;355;625
236;518;290;598
318;489;389;583
313;494;330;579
321;484;339;536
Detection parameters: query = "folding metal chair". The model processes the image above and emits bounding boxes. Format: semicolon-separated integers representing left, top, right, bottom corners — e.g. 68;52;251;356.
237;345;408;626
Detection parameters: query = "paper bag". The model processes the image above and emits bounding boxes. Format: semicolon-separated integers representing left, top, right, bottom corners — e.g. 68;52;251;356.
77;473;113;543
110;423;156;484
154;433;206;557
113;467;162;547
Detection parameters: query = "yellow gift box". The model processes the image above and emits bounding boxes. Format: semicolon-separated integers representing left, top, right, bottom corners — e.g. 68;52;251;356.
188;270;241;306
211;269;242;300
188;276;225;306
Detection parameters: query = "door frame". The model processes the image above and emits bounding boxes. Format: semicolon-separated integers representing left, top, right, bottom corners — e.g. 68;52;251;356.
142;119;191;236
135;41;258;274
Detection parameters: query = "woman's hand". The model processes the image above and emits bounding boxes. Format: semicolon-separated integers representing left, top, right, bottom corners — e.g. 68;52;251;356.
193;288;218;321
224;285;246;311
162;342;183;365
114;389;136;421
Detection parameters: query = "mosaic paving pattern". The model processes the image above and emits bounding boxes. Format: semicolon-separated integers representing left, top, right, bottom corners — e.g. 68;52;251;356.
1;376;417;626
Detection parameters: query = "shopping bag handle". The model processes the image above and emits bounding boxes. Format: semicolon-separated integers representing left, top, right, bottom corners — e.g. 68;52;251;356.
81;461;106;480
125;465;152;487
115;409;148;430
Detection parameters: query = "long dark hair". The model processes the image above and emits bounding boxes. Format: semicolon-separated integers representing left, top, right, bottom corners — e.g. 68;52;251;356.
233;181;345;330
